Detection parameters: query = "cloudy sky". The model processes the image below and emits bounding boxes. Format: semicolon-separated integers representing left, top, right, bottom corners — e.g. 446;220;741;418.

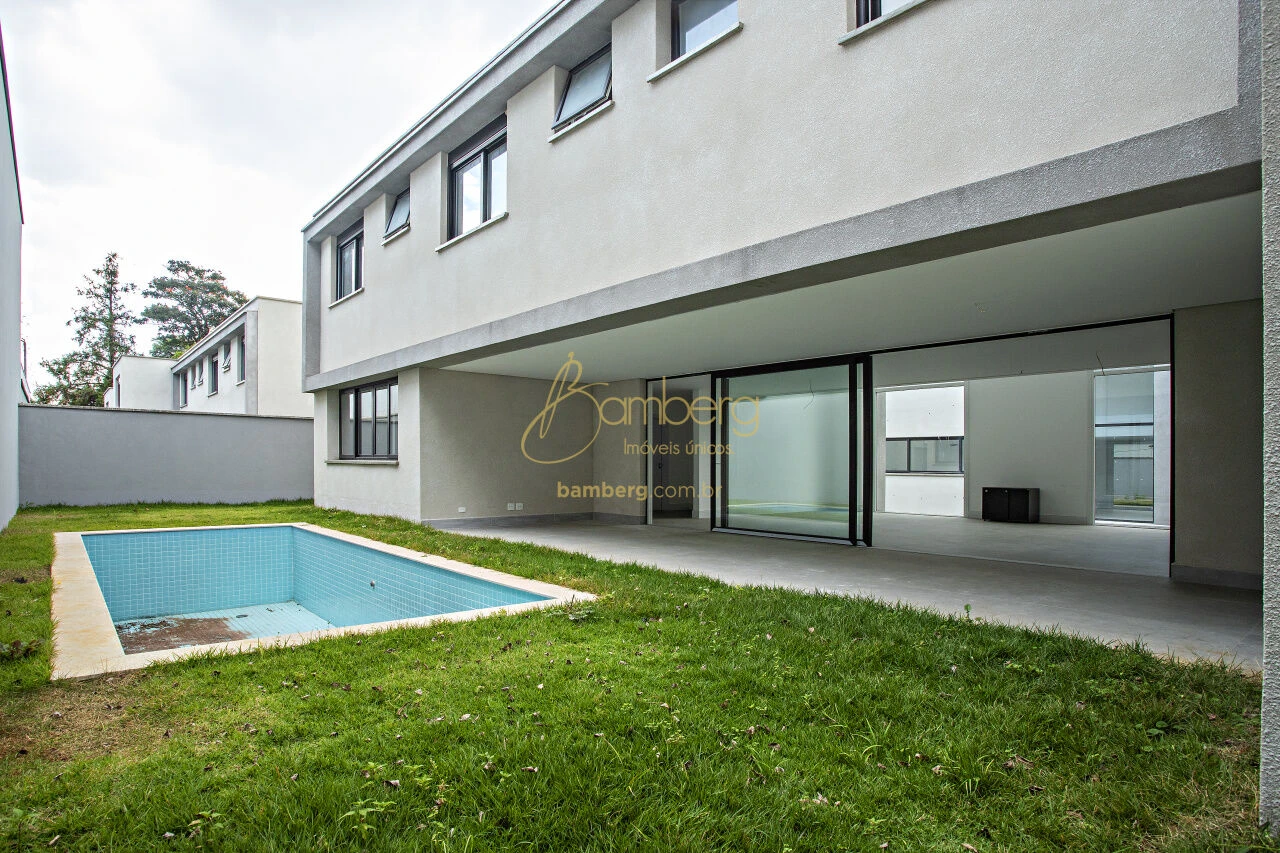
0;0;550;387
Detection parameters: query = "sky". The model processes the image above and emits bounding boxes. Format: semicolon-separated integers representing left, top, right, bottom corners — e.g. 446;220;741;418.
0;0;551;387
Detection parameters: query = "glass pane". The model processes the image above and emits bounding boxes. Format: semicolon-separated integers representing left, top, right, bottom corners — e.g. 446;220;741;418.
557;50;611;122
388;384;399;457
385;191;410;235
238;336;246;381
340;390;355;458
676;0;737;57
720;363;850;539
911;438;962;473
374;386;390;456
359;389;374;456
1094;371;1160;523
210;359;218;392
338;240;356;298
885;439;908;473
455;156;484;234
488;142;507;218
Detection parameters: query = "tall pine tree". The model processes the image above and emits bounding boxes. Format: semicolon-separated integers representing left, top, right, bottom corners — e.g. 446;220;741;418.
34;253;140;407
142;261;247;357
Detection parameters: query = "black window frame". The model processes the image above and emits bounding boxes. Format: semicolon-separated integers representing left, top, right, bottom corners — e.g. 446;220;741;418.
554;45;613;131
884;436;964;474
447;116;507;240
855;0;903;27
672;0;738;60
336;224;364;302
339;378;399;460
384;189;411;238
237;335;246;382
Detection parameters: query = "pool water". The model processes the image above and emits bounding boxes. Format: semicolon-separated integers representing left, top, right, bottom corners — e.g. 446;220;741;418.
81;526;549;653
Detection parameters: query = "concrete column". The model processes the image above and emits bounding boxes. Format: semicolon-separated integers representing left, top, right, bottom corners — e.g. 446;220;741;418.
1261;0;1280;829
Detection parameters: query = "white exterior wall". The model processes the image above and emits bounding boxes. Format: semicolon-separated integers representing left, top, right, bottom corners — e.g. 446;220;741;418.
314;0;1240;376
107;356;177;410
178;341;247;414
0;42;18;530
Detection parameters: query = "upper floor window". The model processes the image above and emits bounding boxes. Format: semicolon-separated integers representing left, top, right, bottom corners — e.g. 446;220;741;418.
221;341;231;371
854;0;915;27
197;361;204;386
209;355;219;394
339;378;398;460
336;224;363;301
237;335;246;382
385;189;410;238
114;377;121;407
673;0;738;59
179;374;188;407
555;47;612;130
448;117;507;239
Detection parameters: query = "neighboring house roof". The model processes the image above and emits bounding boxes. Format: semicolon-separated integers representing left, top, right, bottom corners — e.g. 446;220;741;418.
305;0;626;237
169;295;300;374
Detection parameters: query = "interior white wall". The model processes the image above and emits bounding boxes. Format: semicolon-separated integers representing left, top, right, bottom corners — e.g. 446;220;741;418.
965;372;1095;524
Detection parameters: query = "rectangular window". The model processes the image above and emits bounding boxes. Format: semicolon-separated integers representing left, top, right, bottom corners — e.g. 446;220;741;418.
339;378;399;459
197;361;204;386
179;374;188;407
385;189;410;238
222;341;231;371
673;0;738;59
855;0;915;27
448;118;507;239
555;46;612;129
209;356;219;394
237;335;246;382
884;437;964;474
188;368;195;390
336;226;363;301
115;377;121;407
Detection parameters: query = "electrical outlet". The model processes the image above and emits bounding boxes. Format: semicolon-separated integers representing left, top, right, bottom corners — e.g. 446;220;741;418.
515;502;524;510
457;506;466;513
507;502;515;511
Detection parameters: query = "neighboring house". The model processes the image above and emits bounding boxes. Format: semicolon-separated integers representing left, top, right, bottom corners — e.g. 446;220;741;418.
108;297;310;418
0;24;20;529
104;355;178;410
297;0;1277;818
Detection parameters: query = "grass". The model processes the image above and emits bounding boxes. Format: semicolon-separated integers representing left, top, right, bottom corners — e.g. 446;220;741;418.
0;501;1270;851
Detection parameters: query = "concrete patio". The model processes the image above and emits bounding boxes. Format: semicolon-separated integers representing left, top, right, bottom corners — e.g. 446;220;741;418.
456;520;1262;670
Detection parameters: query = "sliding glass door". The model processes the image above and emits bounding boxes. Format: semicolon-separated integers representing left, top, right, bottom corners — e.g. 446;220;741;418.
714;358;869;542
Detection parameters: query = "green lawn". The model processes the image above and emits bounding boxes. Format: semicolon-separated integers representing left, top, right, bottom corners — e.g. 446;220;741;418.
0;502;1269;851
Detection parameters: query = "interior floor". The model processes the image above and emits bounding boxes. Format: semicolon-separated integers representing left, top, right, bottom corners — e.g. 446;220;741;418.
873;512;1169;576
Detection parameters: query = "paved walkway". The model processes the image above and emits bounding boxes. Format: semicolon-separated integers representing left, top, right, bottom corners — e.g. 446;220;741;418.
456;520;1261;670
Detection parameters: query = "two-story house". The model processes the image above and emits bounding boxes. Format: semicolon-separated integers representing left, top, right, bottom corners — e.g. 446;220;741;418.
107;296;311;418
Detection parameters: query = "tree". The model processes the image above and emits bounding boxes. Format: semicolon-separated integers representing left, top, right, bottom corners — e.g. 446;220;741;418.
33;253;139;407
141;261;247;357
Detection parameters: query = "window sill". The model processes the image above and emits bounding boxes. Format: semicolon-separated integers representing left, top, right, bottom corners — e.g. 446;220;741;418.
329;287;365;309
884;471;964;477
435;211;509;253
838;0;933;44
326;458;399;466
235;379;246;386
548;100;613;143
381;223;410;246
647;22;743;83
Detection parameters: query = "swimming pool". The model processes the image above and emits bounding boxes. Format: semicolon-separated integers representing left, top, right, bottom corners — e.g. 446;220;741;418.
51;523;592;679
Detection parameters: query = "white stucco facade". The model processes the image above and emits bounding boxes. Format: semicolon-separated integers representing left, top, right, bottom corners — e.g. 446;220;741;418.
105;356;177;410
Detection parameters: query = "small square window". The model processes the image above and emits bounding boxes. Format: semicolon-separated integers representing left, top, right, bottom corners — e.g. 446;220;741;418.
385;190;410;237
673;0;738;59
555;47;612;130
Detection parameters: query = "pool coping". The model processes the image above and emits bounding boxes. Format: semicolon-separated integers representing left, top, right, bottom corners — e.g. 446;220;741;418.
50;522;595;680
